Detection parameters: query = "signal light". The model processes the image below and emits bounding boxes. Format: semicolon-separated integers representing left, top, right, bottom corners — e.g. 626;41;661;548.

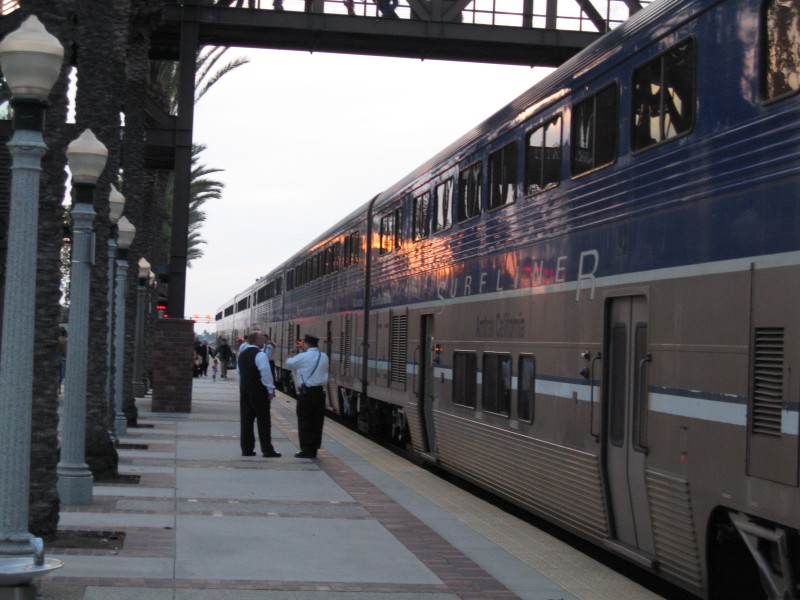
156;304;168;319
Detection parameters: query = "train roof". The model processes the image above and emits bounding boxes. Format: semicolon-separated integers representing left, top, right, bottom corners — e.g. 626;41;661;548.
244;0;705;285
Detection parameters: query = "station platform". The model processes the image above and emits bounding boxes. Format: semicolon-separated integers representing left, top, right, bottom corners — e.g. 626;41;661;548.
40;377;669;600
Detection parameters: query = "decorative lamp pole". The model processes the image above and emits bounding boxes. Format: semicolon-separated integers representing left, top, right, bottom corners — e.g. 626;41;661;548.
105;185;125;440
57;129;108;506
113;216;135;436
132;257;150;398
0;13;65;585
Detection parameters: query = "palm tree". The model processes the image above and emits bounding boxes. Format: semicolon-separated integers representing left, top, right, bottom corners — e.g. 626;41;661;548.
117;45;247;424
70;0;134;482
153;48;248;265
151;47;250;114
163;143;225;266
22;0;77;537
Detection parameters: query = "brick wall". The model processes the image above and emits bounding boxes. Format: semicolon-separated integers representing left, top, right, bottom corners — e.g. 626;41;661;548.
151;318;194;413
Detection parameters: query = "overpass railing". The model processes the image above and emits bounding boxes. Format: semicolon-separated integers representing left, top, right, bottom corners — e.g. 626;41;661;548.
202;0;650;31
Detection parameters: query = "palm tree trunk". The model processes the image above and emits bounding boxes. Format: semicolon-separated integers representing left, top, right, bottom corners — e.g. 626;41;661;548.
73;0;130;479
20;0;74;536
122;1;164;426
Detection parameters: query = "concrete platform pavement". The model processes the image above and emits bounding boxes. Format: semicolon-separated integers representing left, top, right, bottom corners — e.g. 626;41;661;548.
37;377;670;600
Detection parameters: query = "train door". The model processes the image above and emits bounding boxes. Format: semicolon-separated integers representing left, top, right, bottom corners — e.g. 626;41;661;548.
419;314;437;453
604;295;655;562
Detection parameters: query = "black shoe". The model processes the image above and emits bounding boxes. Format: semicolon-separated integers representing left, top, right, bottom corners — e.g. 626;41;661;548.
294;451;317;458
262;450;282;458
242;451;256;456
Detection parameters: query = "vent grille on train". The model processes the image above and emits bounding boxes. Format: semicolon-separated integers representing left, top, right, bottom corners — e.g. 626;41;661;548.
752;327;784;437
389;313;408;385
646;470;703;589
341;316;352;373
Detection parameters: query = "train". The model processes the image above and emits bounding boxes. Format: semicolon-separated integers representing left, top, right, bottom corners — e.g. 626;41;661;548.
216;0;800;597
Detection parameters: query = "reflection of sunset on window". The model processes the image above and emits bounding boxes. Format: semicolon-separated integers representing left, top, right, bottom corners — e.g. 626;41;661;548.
765;0;800;99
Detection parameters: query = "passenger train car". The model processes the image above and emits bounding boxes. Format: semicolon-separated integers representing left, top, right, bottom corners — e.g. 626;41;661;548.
217;0;800;596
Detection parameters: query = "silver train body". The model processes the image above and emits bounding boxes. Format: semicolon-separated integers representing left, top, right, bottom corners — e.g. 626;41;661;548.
217;0;800;596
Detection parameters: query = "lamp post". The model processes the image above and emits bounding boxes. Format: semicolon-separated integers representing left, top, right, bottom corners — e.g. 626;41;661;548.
0;13;65;587
113;216;135;436
57;129;108;506
132;257;150;398
105;185;125;440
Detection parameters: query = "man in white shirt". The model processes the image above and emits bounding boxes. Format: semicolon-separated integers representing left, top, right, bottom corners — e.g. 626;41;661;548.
285;334;329;458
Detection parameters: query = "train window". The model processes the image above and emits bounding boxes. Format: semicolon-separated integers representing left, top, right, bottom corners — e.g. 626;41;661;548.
518;355;535;422
608;323;627;447
394;207;403;250
488;142;517;210
380;212;394;254
351;232;361;264
571;83;618;176
458;162;482;222
482;353;511;415
434;178;453;233
632;39;695;151
331;243;340;273
453;351;477;408
344;235;352;267
765;0;800;100
413;192;431;240
525;116;561;195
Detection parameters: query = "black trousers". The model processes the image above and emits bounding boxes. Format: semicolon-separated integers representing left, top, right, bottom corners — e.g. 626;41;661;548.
240;387;275;454
296;386;325;452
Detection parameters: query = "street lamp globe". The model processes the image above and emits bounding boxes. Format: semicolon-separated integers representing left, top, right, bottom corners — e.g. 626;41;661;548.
109;184;125;224
66;129;108;185
138;257;151;280
0;15;63;100
148;271;156;287
116;216;136;251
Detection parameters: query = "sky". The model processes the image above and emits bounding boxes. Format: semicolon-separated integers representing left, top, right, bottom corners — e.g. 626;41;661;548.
186;48;552;332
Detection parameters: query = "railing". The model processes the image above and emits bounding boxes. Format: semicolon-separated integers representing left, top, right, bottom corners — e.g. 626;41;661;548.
211;0;651;31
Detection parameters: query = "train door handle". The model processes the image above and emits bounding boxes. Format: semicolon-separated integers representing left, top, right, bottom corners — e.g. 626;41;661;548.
589;352;601;442
634;353;652;454
413;346;420;398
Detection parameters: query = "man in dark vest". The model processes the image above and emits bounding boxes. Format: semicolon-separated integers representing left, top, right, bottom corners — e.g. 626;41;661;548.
237;331;281;457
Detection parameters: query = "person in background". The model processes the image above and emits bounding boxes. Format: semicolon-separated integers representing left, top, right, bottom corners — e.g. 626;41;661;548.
211;356;219;382
285;334;329;458
200;340;211;377
263;334;277;382
237;331;281;458
217;337;233;379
